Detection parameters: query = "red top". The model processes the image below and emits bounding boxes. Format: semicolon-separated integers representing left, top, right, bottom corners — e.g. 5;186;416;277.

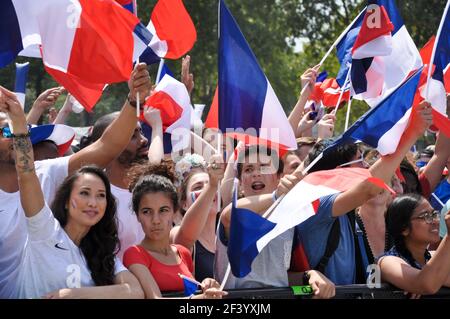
123;244;194;292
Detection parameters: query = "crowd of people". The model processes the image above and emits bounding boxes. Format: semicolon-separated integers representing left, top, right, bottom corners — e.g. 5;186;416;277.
0;60;449;299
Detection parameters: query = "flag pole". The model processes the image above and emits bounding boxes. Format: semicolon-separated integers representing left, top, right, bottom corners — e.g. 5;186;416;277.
331;64;351;116
299;8;366;96
424;0;450;100
133;3;140;118
217;132;222;213
156;58;165;84
432;192;446;209
344;98;353;131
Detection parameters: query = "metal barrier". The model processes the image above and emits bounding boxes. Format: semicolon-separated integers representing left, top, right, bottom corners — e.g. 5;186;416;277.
164;284;450;299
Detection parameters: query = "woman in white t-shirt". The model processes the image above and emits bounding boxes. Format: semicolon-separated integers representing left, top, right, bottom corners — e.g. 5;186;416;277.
0;86;143;299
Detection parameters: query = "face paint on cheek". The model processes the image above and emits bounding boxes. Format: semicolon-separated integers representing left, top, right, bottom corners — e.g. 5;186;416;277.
71;200;77;209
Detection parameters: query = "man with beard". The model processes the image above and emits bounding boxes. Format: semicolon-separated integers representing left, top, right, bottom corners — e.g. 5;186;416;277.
0;63;152;298
80;108;163;258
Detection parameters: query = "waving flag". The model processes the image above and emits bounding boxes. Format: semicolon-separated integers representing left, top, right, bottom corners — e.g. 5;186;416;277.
336;0;422;107
141;74;192;153
330;67;424;155
138;0;197;65
421;0;450;130
14;62;29;109
227;168;388;278
30;124;75;156
216;0;296;150
310;77;351;109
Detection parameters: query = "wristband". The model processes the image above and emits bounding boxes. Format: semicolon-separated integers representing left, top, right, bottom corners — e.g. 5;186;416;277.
127;94;137;108
272;190;278;202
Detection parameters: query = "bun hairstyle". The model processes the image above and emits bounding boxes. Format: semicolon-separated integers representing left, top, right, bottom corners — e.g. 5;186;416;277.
129;162;179;215
127;160;176;192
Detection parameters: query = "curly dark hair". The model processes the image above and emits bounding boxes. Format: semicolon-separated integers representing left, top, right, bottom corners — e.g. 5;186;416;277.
131;167;179;215
127;160;176;192
385;193;425;266
51;165;119;286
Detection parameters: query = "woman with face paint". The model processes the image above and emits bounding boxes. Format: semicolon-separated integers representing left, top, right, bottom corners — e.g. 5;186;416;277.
0;86;143;299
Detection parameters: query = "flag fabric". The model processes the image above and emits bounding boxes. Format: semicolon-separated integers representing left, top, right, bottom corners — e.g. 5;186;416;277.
182;276;199;297
205;86;219;129
309;77;351;109
350;2;394;99
336;0;422;107
330;67;424;156
138;0;197;65
227;168;390;278
215;0;297;150
1;0;196;112
141;74;192;153
155;60;174;84
30;124;75;156
115;0;136;14
14;62;29;108
420;1;450;125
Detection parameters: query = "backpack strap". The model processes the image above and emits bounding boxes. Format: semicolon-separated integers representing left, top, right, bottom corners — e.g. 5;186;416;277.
314;218;341;274
348;211;368;284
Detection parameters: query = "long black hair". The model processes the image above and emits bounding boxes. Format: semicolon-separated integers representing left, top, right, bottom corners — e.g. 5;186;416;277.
385;193;424;266
51;165;119;286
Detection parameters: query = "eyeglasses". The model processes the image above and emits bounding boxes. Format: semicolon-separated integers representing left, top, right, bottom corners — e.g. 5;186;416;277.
411;210;440;224
0;126;12;138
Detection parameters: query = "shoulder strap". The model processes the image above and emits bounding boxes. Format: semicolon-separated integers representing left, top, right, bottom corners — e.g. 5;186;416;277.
314;218;341;274
349;212;368;284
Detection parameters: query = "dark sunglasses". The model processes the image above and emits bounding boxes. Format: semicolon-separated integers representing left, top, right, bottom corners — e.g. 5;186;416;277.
0;126;12;138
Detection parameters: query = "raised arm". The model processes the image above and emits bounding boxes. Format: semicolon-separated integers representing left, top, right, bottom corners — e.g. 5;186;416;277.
0;86;44;217
68;63;152;174
26;87;64;124
288;66;319;134
143;106;164;165
332;102;433;217
171;154;224;249
52;93;73;124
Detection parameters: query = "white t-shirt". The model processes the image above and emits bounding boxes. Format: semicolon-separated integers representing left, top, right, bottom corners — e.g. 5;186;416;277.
111;184;145;260
16;204;126;299
0;156;70;298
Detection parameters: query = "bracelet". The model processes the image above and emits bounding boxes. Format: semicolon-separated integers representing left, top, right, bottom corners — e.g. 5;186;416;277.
127;94;137;108
11;132;31;138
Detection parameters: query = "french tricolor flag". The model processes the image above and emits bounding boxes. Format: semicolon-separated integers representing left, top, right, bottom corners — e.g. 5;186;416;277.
1;0;196;112
228;168;389;278
336;0;422;107
211;0;296;150
14;62;29;109
350;2;394;99
30;124;75;156
420;0;450;135
309;76;351;109
115;0;137;14
141;74;192;153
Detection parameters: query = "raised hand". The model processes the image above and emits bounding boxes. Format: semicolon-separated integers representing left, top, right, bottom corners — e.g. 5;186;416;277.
143;106;162;128
32;87;65;111
207;154;225;187
0;86;26;127
128;63;152;104
317;113;336;139
300;65;320;99
181;55;194;96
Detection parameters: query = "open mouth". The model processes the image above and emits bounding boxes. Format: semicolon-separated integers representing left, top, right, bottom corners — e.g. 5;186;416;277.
251;181;266;191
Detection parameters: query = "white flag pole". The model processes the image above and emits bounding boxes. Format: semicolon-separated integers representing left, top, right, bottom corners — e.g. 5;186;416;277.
424;0;450;100
331;65;351;116
344;98;353;131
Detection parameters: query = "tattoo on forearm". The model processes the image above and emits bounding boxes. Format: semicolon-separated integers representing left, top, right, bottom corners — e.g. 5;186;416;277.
13;136;35;173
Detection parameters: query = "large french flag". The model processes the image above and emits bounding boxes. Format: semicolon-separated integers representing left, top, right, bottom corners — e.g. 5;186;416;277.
336;0;422;107
228;168;389;278
141;74;192;153
420;1;450;129
14;62;29;109
213;0;296;150
1;0;196;112
330;67;425;155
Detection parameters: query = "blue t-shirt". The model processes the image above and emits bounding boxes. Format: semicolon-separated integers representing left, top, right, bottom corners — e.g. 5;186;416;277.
295;193;356;285
431;179;450;210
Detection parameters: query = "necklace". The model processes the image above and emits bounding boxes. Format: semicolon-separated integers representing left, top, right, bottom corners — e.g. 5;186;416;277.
355;213;375;263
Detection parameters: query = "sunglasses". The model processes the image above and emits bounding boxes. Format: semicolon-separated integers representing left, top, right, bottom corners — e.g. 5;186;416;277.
411;210;440;224
0;126;12;138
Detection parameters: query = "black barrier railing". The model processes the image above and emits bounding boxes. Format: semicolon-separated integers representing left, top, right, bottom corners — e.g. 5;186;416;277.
163;284;450;299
